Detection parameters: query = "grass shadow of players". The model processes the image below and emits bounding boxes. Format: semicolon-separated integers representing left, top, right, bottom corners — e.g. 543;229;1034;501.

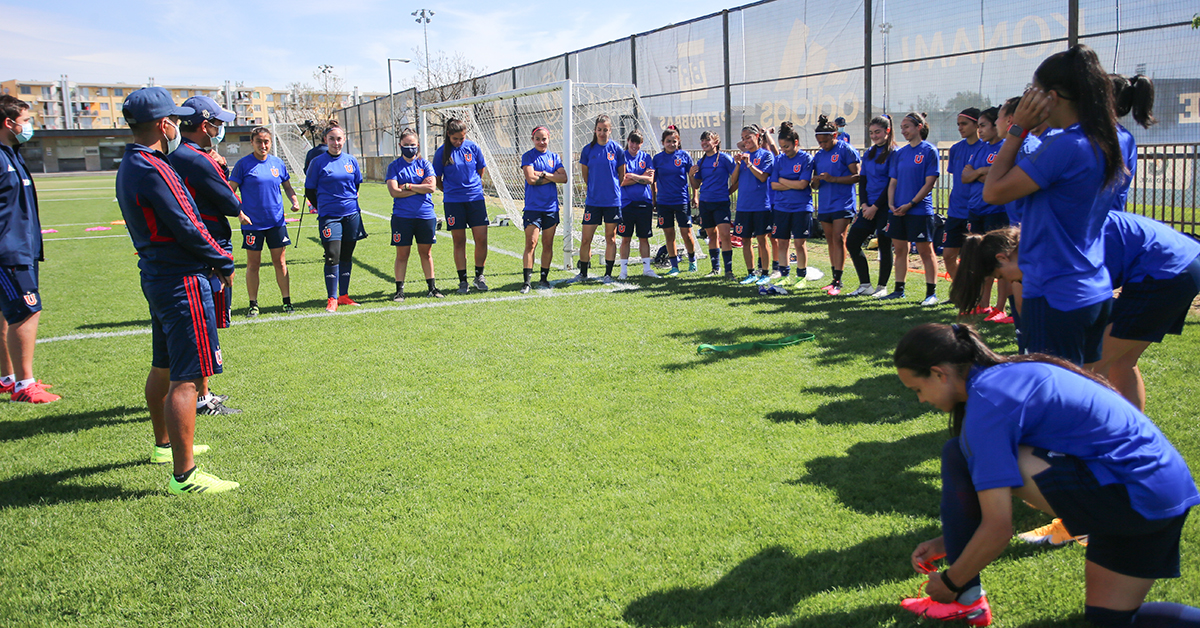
77;319;153;330
764;372;916;426
0;460;153;510
0;405;144;443
622;529;938;628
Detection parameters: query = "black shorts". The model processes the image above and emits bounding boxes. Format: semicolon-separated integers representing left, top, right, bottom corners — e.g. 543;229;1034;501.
523;210;560;231
1022;295;1111;365
583;205;620;226
733;211;772;238
207;272;231;329
1110;255;1200;343
698;200;732;228
241;225;292;251
0;263;41;325
943;217;969;249
656;204;692;229
618;201;654;239
145;274;223;382
885;213;935;243
849;206;888;239
444;199;489;230
818;208;855;223
391;215;438;246
967;212;1010;235
1032;447;1190;579
771;210;814;240
319;212;368;243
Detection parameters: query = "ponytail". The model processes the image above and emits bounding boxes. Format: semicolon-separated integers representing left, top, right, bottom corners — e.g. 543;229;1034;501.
777;121;799;144
1034;45;1123;187
815;114;837;135
867;115;896;164
948;228;1020;312
442;118;467;167
1111;73;1156;129
904;112;929;140
894;323;1113;435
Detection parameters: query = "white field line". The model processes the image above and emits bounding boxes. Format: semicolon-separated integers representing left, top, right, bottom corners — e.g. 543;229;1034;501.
38;284;641;344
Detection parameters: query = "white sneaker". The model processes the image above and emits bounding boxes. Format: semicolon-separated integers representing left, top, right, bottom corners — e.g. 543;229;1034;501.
618;269;628;280
600;275;615;285
642;268;659;278
870;285;890;298
847;283;873;296
768;270;782;281
921;295;940;306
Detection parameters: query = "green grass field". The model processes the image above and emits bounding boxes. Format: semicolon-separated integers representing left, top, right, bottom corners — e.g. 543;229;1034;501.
2;172;1197;627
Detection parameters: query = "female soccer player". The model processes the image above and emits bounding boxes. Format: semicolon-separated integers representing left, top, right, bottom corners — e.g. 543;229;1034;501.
386;129;442;301
963;107;1010;321
304;125;366;313
732;125;775;284
576;115;626;283
943;108;982;284
982;45;1125;366
846;115;896;297
433;118;491;294
689;131;736;279
520;126;567;293
895;323;1200;628
228;127;300;315
882;112;939;305
767;121;813;287
1110;73;1155;214
617;131;658;279
652;126;698;276
810;115;860;295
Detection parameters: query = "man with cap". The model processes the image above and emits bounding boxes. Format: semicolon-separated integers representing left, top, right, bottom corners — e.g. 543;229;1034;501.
0;95;58;403
115;87;239;494
167;95;245;416
834;116;851;145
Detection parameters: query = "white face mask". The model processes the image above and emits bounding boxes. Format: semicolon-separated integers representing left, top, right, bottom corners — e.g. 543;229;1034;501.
163;119;181;154
210;123;225;146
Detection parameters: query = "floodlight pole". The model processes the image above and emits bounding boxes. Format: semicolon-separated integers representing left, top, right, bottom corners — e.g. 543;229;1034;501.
388;58;411;156
413;9;434;90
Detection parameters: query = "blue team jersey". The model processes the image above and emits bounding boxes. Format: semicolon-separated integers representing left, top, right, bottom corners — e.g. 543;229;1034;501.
579;140;625;207
386;157;436;219
860;146;892;208
837;131;851;144
889;141;939;217
1004;130;1059;225
948;139;983;219
1112;125;1137;212
968;141;1005;215
696;151;736;203
961;362;1199;520
812;141;860;215
230;154;289;230
652;150;692;207
305;151;362;218
770;151;813;212
735;148;774;212
1015;123;1113;309
621;149;653;206
432;140;486;203
521;148;563;212
1104;211;1200;287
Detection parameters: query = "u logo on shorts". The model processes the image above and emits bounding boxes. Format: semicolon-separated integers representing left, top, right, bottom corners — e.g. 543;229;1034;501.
23;294;37;307
322;227;332;238
618;225;626;234
657;217;664;226
584;212;591;221
246;235;256;246
448;216;456;226
735;225;743;234
393;234;402;243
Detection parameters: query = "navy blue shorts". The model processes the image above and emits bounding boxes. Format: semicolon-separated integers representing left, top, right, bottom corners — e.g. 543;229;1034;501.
942;217;969;249
884;213;935;243
818;209;855;223
967;212;1010;235
207;272;231;329
656;204;692;229
698;200;732;228
1031;447;1189;579
241;225;291;251
391;215;437;247
0;263;41;325
145;274;223;382
1110;255;1200;343
733;211;772;238
319;212;368;243
849;206;888;239
583;205;620;226
523;210;560;231
771;210;813;240
444;199;488;230
1022;295;1111;365
618;201;654;239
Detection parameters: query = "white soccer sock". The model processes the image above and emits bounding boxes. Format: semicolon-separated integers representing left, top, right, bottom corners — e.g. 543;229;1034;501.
14;378;35;392
642;259;651;271
619;259;628;270
1;374;14;386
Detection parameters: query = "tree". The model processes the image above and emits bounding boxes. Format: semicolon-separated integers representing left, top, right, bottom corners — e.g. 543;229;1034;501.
404;48;488;104
945;91;992;113
271;69;347;127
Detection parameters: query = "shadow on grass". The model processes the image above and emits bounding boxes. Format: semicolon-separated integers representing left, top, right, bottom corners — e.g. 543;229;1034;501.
764;372;915;425
0;460;153;509
77;319;153;330
622;528;938;627
0;405;144;442
778;604;904;627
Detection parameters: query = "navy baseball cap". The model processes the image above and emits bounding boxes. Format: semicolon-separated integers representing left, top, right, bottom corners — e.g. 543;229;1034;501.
181;96;236;125
122;87;193;125
834;116;847;126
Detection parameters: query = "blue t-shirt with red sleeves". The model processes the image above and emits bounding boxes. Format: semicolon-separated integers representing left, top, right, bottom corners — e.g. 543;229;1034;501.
860;146;892;208
432;140;486;203
735;148;774;212
770;151;813;212
579;140;625;207
696;151;735;203
1103;211;1200;287
968;140;1005;216
386;157;436;219
948;138;983;219
521;148;563;213
1015;123;1113;309
812;141;860;215
230;153;289;230
961;362;1199;521
888;141;939;217
621;149;653;206
305;151;362;218
652;149;692;207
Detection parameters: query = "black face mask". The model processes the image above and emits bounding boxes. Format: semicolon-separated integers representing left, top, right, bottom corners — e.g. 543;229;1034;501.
401;145;420;158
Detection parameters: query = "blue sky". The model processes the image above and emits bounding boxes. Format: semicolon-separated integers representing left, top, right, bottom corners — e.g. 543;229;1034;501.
2;1;739;92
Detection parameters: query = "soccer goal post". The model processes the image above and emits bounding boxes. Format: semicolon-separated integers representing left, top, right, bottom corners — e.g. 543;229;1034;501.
419;80;661;269
267;120;313;186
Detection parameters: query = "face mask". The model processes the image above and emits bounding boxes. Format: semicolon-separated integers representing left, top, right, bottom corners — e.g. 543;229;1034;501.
210;123;225;146
401;145;419;158
11;120;34;144
163;120;181;154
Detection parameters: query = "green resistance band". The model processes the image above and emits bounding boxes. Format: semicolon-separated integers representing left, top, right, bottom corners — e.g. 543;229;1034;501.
697;332;816;355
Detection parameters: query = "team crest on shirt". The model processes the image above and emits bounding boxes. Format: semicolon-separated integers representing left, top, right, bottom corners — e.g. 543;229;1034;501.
23;293;37;307
344;163;354;173
607;151;615;161
271;167;279;177
246;234;256;247
465;153;474;163
986;153;996;164
674;157;682;167
214;348;223;366
792;164;802;173
831;155;840;163
393;234;402;243
752;158;760;166
416;168;424;177
914;155;924;164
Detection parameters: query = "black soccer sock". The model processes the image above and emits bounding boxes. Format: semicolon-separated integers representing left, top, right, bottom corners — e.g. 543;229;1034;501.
248;299;258;307
156;442;170;449
709;248;720;270
895;281;905;293
579;261;590;277
722;250;733;271
605;260;615;276
395;281;404;293
772;259;779;271
832;269;843;285
926;282;937;298
427;278;437;291
173;466;196;483
475;265;485;278
457;269;468;283
282;297;292;305
523;268;533;283
798;266;807;278
540;268;550;282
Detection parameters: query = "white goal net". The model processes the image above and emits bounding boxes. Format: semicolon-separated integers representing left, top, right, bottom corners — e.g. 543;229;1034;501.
267;120;315;186
420;81;662;269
